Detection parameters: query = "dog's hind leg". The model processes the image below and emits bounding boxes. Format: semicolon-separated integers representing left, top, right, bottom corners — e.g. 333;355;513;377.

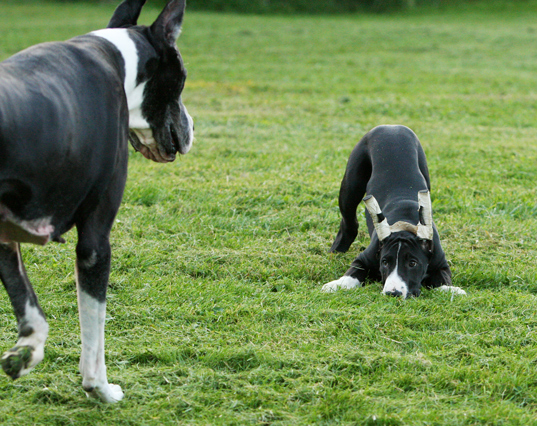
330;143;371;253
0;243;49;379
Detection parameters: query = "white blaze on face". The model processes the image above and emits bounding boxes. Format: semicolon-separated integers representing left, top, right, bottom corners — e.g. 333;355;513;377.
91;29;150;130
383;242;408;298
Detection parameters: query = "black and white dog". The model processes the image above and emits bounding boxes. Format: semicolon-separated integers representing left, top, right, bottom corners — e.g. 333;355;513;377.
322;125;465;298
0;0;193;402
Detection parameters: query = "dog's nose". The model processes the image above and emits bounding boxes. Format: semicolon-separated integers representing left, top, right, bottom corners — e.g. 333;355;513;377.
384;290;403;297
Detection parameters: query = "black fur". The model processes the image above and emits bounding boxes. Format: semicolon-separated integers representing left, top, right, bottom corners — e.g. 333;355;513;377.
0;0;191;399
331;125;451;296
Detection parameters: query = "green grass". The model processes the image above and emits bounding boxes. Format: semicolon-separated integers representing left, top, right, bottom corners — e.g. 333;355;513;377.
2;1;537;424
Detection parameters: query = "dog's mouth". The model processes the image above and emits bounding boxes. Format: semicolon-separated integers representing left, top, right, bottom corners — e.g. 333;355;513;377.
129;122;193;163
129;128;176;163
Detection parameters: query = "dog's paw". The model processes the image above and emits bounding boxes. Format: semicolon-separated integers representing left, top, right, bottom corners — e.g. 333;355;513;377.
1;345;36;379
86;383;124;403
437;285;467;296
321;276;361;293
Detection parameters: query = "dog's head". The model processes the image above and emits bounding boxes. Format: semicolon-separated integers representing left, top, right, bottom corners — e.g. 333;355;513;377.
364;190;434;299
377;232;432;298
94;0;194;163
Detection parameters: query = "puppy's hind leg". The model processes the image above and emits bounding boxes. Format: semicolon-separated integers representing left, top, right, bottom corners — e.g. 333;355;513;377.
0;243;49;379
330;143;371;253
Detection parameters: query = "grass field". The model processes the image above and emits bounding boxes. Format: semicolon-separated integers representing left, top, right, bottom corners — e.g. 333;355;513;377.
2;1;537;424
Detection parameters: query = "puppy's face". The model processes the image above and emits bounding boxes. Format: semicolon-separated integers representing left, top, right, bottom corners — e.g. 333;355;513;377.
378;233;432;298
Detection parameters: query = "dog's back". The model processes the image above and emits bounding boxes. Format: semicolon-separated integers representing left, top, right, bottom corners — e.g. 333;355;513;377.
332;125;431;252
362;125;431;231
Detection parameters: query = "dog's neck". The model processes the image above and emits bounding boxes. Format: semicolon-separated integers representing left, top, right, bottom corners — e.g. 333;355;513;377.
91;28;149;129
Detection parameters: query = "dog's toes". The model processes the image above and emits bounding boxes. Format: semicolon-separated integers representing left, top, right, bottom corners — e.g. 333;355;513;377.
322;276;361;293
321;281;339;293
437;285;467;296
86;383;124;403
1;345;34;379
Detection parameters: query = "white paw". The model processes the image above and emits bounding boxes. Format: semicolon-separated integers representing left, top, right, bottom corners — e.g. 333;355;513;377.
86;383;124;403
321;276;361;293
437;285;467;296
321;280;339;293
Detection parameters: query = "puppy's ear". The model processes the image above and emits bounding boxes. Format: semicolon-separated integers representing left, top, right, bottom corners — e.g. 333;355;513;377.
150;0;186;49
421;239;433;255
107;0;146;28
376;241;384;259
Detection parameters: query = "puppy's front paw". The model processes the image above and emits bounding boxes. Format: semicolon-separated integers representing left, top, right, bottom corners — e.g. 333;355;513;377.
321;276;361;293
437;285;467;296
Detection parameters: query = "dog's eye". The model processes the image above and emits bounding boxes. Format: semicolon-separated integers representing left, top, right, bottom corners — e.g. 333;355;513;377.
381;259;389;267
409;260;417;268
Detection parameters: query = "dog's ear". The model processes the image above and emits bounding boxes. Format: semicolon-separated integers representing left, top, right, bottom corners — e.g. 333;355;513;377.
107;0;147;28
421;239;433;256
150;0;186;49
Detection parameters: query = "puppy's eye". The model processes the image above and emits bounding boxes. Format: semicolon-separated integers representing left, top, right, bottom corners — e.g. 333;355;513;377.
409;260;417;268
381;259;389;267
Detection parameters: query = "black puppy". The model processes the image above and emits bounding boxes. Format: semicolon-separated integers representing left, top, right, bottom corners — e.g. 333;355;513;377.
0;0;193;402
322;125;465;298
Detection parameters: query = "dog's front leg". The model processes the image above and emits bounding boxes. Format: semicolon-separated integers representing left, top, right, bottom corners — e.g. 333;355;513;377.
76;236;123;403
0;243;49;379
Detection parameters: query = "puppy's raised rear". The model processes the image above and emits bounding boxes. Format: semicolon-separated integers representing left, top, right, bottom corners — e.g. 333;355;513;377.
323;125;464;298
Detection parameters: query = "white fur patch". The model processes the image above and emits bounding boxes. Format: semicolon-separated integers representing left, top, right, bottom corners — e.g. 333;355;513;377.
127;83;148;129
183;104;194;154
382;242;408;298
383;269;408;298
9;301;49;377
321;276;361;293
77;287;123;403
437;285;467;296
91;29;150;129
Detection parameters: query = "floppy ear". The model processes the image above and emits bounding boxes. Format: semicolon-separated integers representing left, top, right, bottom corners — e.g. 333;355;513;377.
107;0;146;28
421;239;433;255
150;0;186;49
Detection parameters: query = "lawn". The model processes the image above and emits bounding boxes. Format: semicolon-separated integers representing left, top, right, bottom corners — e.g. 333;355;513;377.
1;1;537;424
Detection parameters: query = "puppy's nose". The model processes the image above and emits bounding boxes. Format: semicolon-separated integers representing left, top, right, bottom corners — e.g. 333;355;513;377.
384;290;403;297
